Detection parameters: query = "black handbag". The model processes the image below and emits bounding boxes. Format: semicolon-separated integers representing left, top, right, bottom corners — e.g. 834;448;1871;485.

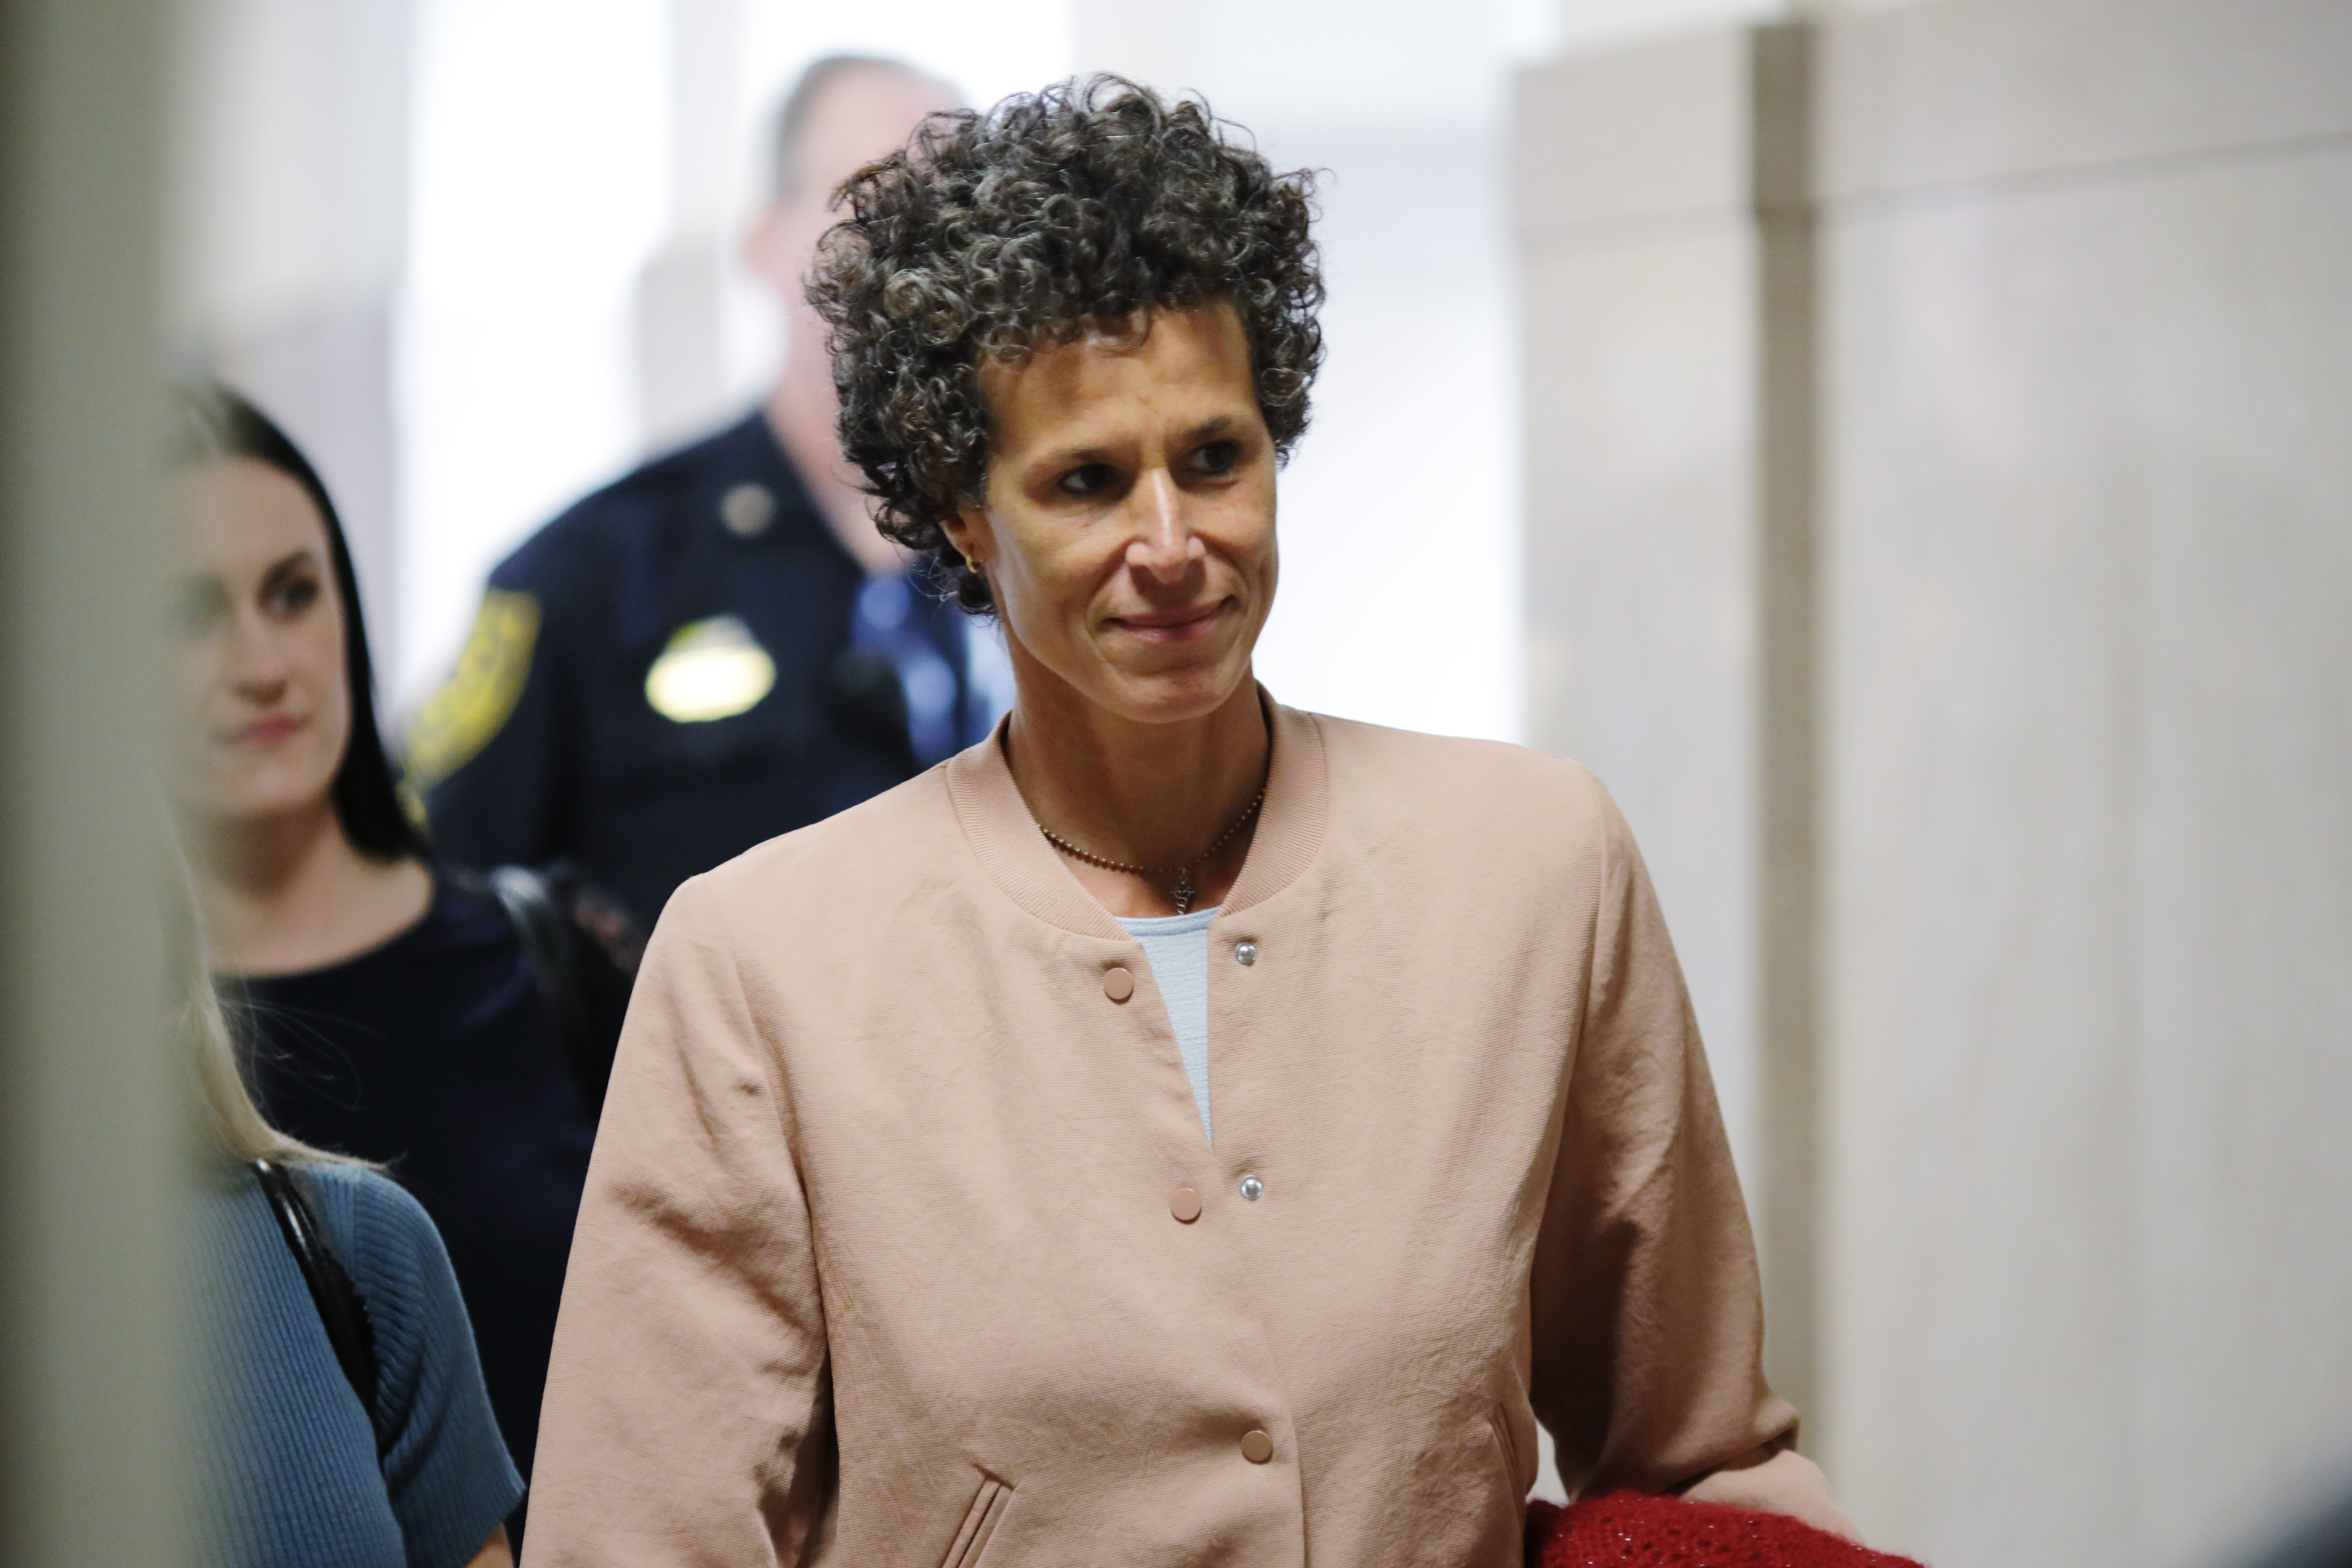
458;864;639;1119
252;1158;385;1453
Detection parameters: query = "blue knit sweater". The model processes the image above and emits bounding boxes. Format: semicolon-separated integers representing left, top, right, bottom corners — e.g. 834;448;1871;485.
193;1160;525;1568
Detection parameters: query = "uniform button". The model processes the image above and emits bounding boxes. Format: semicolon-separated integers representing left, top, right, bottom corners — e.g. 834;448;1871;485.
1238;1174;1263;1201
718;482;776;538
1170;1186;1202;1223
1103;966;1135;1002
1241;1430;1275;1464
1234;941;1258;966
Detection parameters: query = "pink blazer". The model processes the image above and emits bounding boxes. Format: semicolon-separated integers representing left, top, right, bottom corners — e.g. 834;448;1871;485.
524;699;1824;1566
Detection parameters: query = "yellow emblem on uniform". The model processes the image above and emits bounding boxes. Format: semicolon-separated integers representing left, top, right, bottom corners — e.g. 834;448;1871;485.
404;589;542;787
644;616;776;724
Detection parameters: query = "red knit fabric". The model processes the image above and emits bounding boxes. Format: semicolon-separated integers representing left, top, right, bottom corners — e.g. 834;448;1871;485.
1524;1493;1927;1568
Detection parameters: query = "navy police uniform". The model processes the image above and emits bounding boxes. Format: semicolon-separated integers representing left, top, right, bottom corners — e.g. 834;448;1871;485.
409;411;1005;928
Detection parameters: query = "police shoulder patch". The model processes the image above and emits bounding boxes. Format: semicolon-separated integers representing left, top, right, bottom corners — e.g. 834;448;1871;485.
405;588;542;788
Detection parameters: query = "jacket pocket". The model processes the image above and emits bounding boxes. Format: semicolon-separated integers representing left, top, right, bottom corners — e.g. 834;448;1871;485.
941;1474;1014;1568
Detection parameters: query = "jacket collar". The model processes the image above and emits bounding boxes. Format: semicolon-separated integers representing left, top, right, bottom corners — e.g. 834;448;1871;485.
944;686;1327;939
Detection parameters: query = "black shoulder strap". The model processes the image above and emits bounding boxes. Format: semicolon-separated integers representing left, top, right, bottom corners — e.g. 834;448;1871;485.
252;1159;385;1451
471;864;630;1118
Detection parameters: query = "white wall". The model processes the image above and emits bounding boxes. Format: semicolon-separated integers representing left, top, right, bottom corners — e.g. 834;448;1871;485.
390;0;1076;710
177;0;414;690
393;0;673;705
184;0;1546;738
389;0;1537;742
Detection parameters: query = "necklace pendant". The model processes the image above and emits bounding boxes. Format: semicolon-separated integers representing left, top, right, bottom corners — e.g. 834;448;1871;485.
1172;868;1194;916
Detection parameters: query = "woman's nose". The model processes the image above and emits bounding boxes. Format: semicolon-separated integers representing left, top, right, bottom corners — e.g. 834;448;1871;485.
224;614;292;697
1125;469;1201;581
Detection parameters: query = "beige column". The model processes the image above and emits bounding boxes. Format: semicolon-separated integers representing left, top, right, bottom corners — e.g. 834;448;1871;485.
0;0;183;1561
1515;21;1824;1426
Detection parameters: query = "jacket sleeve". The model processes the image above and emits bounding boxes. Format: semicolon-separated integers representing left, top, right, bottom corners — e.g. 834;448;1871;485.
522;878;832;1566
1527;771;1804;1502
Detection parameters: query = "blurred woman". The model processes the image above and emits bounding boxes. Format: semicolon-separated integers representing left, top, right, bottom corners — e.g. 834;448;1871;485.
182;865;522;1567
165;385;622;1534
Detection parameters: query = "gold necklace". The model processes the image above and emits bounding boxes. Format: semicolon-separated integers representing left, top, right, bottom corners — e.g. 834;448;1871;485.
1038;790;1266;915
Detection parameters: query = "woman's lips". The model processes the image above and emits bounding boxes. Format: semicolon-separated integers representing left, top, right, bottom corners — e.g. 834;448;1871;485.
222;714;304;748
1109;601;1224;641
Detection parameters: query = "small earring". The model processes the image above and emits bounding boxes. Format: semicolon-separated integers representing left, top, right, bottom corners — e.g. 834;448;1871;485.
965;554;983;573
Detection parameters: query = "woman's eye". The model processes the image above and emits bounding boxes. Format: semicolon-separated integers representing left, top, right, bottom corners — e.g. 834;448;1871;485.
1056;463;1117;498
1190;440;1241;477
265;575;321;619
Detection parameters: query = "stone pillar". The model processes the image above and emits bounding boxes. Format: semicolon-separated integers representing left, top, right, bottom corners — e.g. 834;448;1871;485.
1514;20;1823;1424
1526;1;2352;1560
1814;0;2352;1560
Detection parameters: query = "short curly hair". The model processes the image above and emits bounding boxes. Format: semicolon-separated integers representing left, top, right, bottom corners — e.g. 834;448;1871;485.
808;75;1325;612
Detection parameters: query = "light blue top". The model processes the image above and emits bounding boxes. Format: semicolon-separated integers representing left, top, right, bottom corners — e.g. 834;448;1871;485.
192;1161;525;1568
1117;906;1220;1142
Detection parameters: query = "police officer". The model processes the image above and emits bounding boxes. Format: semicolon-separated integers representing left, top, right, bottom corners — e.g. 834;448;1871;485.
407;57;1002;929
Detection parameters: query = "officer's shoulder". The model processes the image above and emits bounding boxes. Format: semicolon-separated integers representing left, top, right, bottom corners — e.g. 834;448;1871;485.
492;417;762;588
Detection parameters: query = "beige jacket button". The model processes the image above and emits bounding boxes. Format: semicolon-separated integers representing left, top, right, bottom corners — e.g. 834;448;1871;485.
1103;966;1135;1002
1170;1186;1202;1223
1241;1430;1275;1464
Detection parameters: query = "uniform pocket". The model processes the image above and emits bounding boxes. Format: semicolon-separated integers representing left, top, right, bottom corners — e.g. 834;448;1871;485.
941;1474;1015;1568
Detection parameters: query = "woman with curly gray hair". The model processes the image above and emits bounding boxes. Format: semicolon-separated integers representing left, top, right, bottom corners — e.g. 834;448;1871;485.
525;77;1855;1567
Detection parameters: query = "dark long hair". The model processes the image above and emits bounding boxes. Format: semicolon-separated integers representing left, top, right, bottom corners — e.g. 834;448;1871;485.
170;383;428;863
